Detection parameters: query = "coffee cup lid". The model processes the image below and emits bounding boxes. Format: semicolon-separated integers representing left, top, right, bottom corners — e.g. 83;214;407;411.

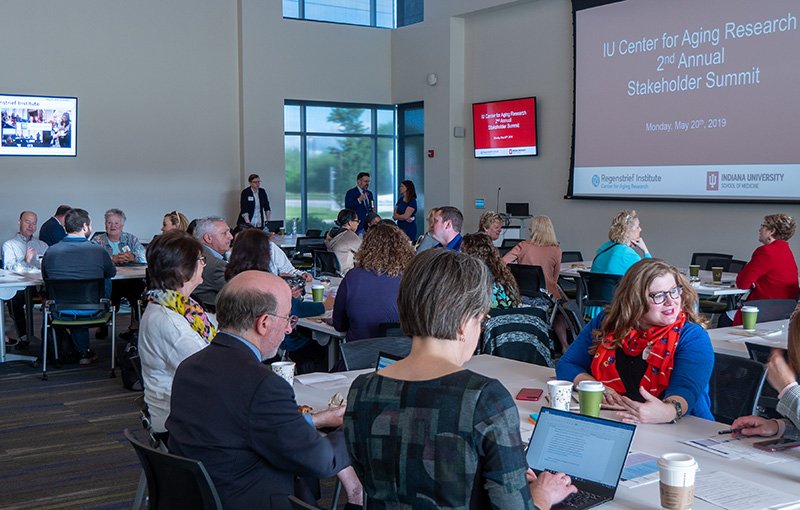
577;380;605;392
547;380;573;387
658;452;696;468
312;284;325;289
741;306;759;312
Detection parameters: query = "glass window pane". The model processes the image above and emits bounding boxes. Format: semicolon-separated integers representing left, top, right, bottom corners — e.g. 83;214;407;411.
306;0;370;26
376;109;395;135
377;0;394;28
284;104;300;132
403;107;424;135
376;137;395;217
285;135;302;225
398;0;423;27
403;135;424;235
283;0;299;18
306;106;371;134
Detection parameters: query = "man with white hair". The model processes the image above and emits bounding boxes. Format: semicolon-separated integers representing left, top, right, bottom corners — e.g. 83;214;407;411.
191;216;232;310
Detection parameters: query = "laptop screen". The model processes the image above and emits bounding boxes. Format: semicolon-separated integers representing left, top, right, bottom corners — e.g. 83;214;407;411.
376;351;404;371
526;407;635;489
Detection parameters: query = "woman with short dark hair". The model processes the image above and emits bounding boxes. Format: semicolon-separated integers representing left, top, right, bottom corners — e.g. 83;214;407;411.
325;209;362;274
344;249;576;509
139;230;216;439
238;173;271;228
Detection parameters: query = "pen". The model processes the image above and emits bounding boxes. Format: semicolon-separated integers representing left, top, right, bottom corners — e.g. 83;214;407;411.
717;428;741;435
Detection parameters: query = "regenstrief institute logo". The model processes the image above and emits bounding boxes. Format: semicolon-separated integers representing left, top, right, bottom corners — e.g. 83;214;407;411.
592;175;601;187
706;171;719;191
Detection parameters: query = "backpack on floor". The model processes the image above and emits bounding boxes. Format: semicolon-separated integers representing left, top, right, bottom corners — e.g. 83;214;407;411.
117;338;142;392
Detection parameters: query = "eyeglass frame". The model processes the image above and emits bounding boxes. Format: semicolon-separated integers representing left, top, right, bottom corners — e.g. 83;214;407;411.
265;312;299;329
648;285;683;305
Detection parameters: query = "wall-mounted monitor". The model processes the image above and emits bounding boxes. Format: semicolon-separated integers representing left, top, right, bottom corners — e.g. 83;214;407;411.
1;94;77;157
472;97;537;158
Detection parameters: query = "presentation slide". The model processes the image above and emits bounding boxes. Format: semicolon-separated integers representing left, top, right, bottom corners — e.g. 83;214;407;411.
571;0;800;201
473;97;537;158
1;94;77;157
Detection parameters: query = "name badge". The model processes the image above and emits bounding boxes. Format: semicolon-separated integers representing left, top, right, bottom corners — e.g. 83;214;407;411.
248;196;254;201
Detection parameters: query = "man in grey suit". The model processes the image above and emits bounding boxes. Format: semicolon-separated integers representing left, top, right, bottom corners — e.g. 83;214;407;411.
190;217;232;310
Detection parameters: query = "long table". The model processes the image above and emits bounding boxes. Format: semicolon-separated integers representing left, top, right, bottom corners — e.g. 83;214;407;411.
708;319;789;358
292;354;800;509
296;277;346;370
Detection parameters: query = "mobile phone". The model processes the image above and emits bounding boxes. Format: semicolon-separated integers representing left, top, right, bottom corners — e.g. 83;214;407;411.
516;388;543;401
753;437;800;452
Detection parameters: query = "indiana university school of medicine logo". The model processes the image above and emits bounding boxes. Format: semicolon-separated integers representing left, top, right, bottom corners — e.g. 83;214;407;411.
706;171;719;191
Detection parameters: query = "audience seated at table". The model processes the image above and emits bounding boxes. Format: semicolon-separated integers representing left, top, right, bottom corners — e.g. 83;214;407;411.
414;207;440;253
190;216;233;310
502;215;563;296
430;206;464;251
92;208;147;338
38;204;70;246
332;223;414;342
478;210;503;242
732;213;799;326
732;309;800;440
557;259;715;423
325;209;362;274
343;249;576;510
161;210;189;233
225;228;328;373
2;210;48;349
392;180;418;240
462;232;521;309
138;231;215;442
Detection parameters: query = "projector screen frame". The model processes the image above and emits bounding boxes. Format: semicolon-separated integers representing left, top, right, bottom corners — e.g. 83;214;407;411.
1;93;78;157
472;96;539;159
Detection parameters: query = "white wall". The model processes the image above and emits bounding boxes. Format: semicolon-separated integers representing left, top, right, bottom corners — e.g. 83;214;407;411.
0;0;240;242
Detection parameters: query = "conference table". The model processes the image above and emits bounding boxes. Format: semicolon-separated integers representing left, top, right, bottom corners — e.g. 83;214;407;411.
708;319;789;358
0;265;147;366
292;354;800;509
297;277;346;370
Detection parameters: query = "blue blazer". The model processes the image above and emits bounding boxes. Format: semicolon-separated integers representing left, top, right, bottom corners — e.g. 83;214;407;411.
167;332;351;510
39;216;66;246
344;186;374;233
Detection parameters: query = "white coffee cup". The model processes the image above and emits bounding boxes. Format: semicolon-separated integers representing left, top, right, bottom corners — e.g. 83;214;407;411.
547;380;573;412
658;453;697;509
271;361;296;386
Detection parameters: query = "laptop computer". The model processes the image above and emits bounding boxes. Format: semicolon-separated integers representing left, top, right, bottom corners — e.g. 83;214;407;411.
265;220;284;233
526;407;636;510
375;351;404;371
505;202;530;217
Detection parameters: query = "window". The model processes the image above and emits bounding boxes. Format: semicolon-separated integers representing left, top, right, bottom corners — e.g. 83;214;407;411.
285;101;397;232
284;0;421;28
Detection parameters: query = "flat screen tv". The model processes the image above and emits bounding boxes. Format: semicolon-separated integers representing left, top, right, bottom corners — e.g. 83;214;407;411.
473;97;537;158
1;93;77;157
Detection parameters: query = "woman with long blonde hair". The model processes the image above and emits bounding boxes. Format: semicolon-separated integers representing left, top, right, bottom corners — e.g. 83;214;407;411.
557;258;714;424
502;215;562;296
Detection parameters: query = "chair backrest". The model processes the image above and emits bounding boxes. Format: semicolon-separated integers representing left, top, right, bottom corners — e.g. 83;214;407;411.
576;271;623;318
501;238;519;248
340;336;412;371
312;249;341;277
305;229;322;238
481;305;554;367
295;236;326;253
561;251;584;263
44;279;105;305
705;258;731;272
497;246;513;257
728;259;747;273
288;496;323;510
508;263;546;297
377;322;404;337
709;353;766;425
740;299;797;323
691;252;733;270
124;428;222;510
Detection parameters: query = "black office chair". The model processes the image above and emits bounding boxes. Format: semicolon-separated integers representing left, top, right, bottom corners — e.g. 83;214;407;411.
288;496;323;510
481;306;555;367
340;336;412;371
576;271;623;322
709;353;766;425
378;322;404;337
558;251;584;299
292;237;326;269
561;251;584;263
717;299;797;328
305;229;323;238
691;252;733;270
124;428;222;510
728;259;747;274
745;342;782;419
501;239;520;249
312;249;341;278
508;263;546;298
41;279;116;380
497;246;513;257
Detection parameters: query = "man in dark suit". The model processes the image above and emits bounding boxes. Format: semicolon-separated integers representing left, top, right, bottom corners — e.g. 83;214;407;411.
190;216;232;311
344;172;374;234
239;173;271;228
167;271;361;510
39;204;71;246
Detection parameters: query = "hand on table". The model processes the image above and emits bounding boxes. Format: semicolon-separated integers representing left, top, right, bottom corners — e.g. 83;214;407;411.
291;286;303;300
616;387;677;424
766;349;797;393
731;415;781;438
112;252;135;265
311;405;345;429
301;272;313;283
603;386;625;406
528;469;577;510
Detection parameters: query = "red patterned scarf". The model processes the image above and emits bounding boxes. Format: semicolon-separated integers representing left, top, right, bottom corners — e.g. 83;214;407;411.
590;312;686;397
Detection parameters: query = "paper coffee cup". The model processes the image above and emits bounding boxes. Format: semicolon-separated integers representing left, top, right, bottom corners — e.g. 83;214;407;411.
711;266;723;284
741;306;759;331
271;361;296;386
547;380;573;412
658;453;697;510
311;284;325;302
577;380;605;417
688;265;700;278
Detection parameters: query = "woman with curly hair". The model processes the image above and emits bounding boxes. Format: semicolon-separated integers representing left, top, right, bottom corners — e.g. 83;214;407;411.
333;222;415;341
732;213;799;325
462;232;521;309
478;211;503;242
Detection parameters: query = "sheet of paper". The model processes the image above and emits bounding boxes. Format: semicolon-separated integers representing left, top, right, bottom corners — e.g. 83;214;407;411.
294;372;347;385
682;436;790;464
695;471;800;510
620;451;660;487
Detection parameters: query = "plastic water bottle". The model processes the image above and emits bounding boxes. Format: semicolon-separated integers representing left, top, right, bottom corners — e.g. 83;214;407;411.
292;218;298;237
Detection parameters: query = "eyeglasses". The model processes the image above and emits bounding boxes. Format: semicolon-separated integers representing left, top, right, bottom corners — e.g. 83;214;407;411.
197;255;207;266
648;285;683;305
266;312;299;329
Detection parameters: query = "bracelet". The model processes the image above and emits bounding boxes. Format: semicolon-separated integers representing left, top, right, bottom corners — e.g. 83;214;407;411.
664;398;684;423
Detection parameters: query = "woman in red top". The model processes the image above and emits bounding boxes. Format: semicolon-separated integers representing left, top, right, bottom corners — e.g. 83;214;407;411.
734;213;799;325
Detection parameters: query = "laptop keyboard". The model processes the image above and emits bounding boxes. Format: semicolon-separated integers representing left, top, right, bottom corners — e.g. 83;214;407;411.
555;489;606;509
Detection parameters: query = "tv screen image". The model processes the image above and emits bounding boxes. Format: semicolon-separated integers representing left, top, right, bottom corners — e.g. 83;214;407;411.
473;97;537;158
1;93;77;157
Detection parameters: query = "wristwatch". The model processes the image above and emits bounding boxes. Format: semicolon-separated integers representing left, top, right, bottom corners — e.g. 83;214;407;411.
665;398;684;422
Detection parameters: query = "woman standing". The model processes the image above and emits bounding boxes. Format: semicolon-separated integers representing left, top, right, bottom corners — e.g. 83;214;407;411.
238;173;271;228
325;209;362;274
502;215;563;296
462;232;521;309
139;231;216;440
392;180;418;240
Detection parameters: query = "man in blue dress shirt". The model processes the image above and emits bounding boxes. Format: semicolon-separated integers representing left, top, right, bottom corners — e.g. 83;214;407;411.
344;172;375;234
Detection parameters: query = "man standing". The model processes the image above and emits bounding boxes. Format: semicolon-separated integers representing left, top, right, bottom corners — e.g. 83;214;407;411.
39;204;71;246
430;206;464;251
168;271;360;509
344;172;375;234
239;173;271;228
191;216;232;310
41;208;116;364
2;211;48;348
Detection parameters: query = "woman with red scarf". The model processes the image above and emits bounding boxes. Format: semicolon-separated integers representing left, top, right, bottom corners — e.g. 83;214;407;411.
557;259;714;423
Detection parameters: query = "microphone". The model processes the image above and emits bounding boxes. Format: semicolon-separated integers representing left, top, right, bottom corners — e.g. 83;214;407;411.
496;187;502;212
